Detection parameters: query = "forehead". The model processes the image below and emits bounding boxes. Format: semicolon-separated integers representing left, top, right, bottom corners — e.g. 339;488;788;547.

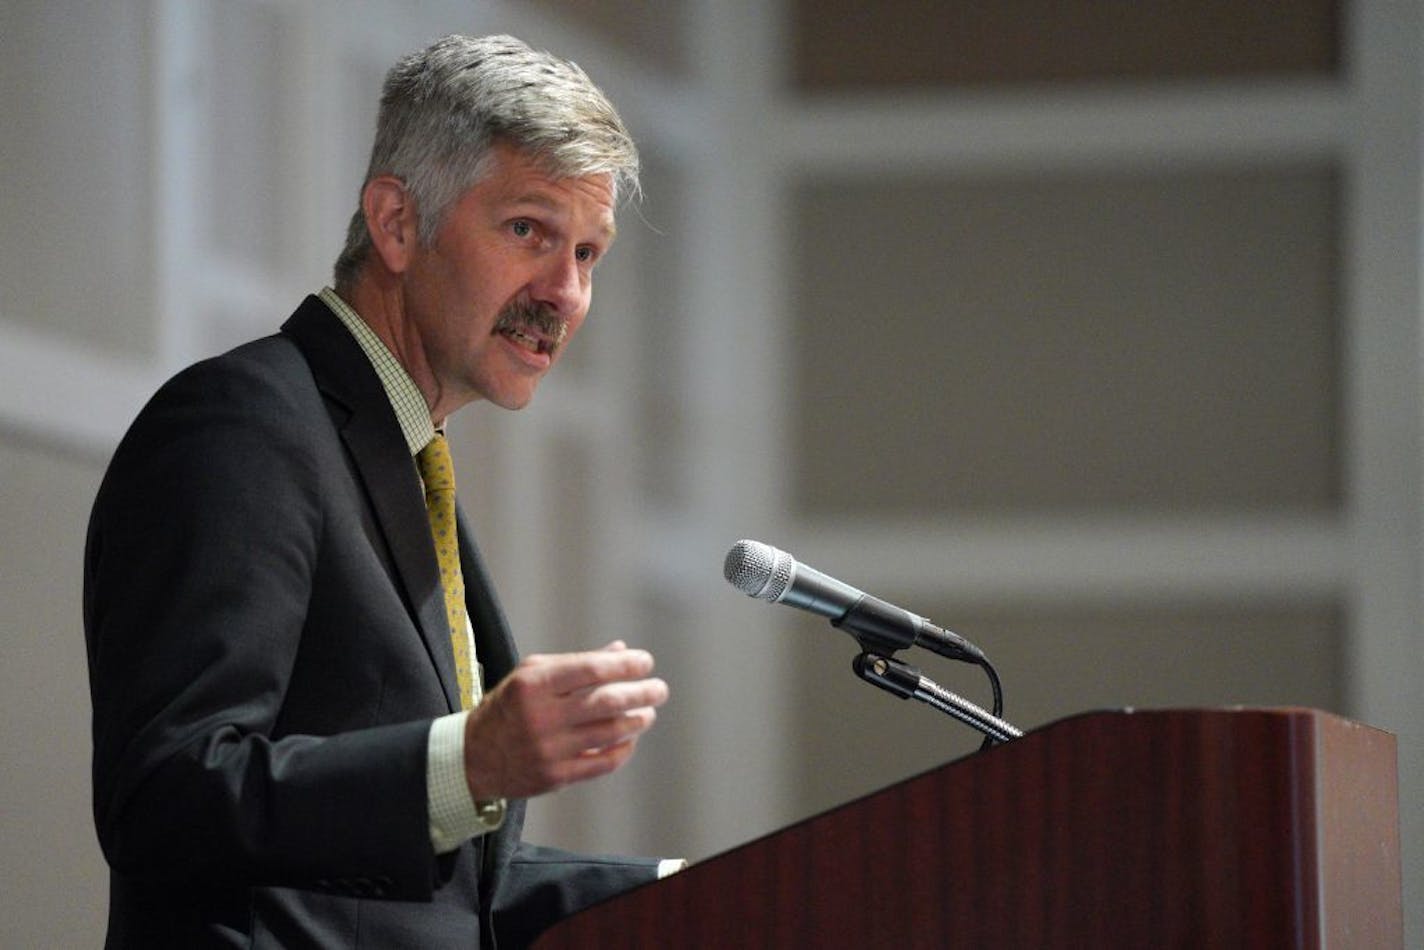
472;144;617;233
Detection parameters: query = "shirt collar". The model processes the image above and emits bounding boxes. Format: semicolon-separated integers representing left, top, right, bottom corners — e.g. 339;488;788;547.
318;286;436;456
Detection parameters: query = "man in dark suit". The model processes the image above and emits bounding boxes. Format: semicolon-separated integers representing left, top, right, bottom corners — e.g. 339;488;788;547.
83;34;671;948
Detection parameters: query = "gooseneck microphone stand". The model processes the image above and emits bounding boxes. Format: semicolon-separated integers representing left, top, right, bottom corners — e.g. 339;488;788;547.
853;650;1023;747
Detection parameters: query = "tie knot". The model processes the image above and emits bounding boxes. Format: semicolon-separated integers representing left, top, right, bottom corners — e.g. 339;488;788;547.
417;434;456;494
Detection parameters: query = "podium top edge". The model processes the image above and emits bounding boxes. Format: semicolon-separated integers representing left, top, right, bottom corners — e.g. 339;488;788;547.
1033;705;1394;738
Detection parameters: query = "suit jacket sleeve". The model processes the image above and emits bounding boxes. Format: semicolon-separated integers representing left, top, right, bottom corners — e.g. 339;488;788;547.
492;842;661;947
83;338;441;899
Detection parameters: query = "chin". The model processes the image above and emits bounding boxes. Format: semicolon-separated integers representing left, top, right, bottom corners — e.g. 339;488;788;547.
469;366;547;411
486;387;538;411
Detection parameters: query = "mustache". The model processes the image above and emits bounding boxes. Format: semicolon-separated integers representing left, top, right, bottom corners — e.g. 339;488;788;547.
493;299;569;349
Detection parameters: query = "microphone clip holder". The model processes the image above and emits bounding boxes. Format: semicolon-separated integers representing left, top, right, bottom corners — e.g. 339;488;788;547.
853;650;1023;746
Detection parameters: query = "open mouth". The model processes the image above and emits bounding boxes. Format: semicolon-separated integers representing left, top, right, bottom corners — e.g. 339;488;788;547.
493;302;567;357
498;325;555;355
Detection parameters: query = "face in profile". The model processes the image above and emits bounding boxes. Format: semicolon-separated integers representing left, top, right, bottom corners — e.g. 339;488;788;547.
401;143;618;412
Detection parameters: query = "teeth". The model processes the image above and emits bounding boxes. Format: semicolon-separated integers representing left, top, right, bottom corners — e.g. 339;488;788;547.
501;327;541;352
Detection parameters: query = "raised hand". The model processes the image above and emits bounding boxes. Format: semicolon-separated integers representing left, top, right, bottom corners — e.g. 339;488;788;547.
462;640;669;800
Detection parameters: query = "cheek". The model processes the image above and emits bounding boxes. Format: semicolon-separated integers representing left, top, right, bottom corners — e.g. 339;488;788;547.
565;309;589;342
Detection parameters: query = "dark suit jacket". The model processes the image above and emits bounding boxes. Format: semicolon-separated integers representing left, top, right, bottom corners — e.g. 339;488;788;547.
83;296;658;948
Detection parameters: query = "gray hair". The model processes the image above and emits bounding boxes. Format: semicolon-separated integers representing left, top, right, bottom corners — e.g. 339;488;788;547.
333;34;639;292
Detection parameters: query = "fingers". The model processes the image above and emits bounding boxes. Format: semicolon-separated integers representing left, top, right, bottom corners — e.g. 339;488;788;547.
549;701;659;761
463;645;668;801
527;639;626;658
496;669;665;761
557;734;643;784
520;646;656;695
570;676;669;719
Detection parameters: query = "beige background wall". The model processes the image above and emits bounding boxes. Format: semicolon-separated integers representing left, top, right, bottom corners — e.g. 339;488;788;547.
3;1;1420;945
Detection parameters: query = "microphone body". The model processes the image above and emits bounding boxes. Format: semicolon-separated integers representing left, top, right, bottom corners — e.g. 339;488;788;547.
723;540;985;663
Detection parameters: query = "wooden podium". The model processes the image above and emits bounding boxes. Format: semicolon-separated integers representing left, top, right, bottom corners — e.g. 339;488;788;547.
534;708;1401;948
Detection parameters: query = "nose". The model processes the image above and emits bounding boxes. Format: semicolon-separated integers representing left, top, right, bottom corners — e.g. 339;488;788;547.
531;251;587;317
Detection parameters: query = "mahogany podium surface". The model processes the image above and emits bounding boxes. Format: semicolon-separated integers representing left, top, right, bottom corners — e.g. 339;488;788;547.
534;708;1401;949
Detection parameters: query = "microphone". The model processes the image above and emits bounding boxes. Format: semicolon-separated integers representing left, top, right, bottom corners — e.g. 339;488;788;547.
723;539;985;663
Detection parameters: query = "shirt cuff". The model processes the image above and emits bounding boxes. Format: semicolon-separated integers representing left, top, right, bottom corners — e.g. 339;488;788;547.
427;711;506;854
657;858;689;879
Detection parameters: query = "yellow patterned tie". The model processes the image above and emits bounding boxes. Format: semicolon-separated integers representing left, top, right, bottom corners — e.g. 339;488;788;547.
416;434;476;710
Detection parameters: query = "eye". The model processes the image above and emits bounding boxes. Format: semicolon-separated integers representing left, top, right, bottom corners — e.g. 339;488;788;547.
510;219;533;239
574;245;597;264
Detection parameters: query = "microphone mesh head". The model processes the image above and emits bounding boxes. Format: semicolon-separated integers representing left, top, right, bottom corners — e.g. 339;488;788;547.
723;540;793;601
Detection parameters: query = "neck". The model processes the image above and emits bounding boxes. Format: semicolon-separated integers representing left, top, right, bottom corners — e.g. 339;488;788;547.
343;273;462;423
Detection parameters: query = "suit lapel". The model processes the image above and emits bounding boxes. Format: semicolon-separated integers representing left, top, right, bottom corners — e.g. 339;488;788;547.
461;507;526;913
281;297;464;714
457;516;517;686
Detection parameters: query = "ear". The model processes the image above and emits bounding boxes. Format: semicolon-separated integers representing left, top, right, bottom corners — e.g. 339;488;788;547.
362;175;419;275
